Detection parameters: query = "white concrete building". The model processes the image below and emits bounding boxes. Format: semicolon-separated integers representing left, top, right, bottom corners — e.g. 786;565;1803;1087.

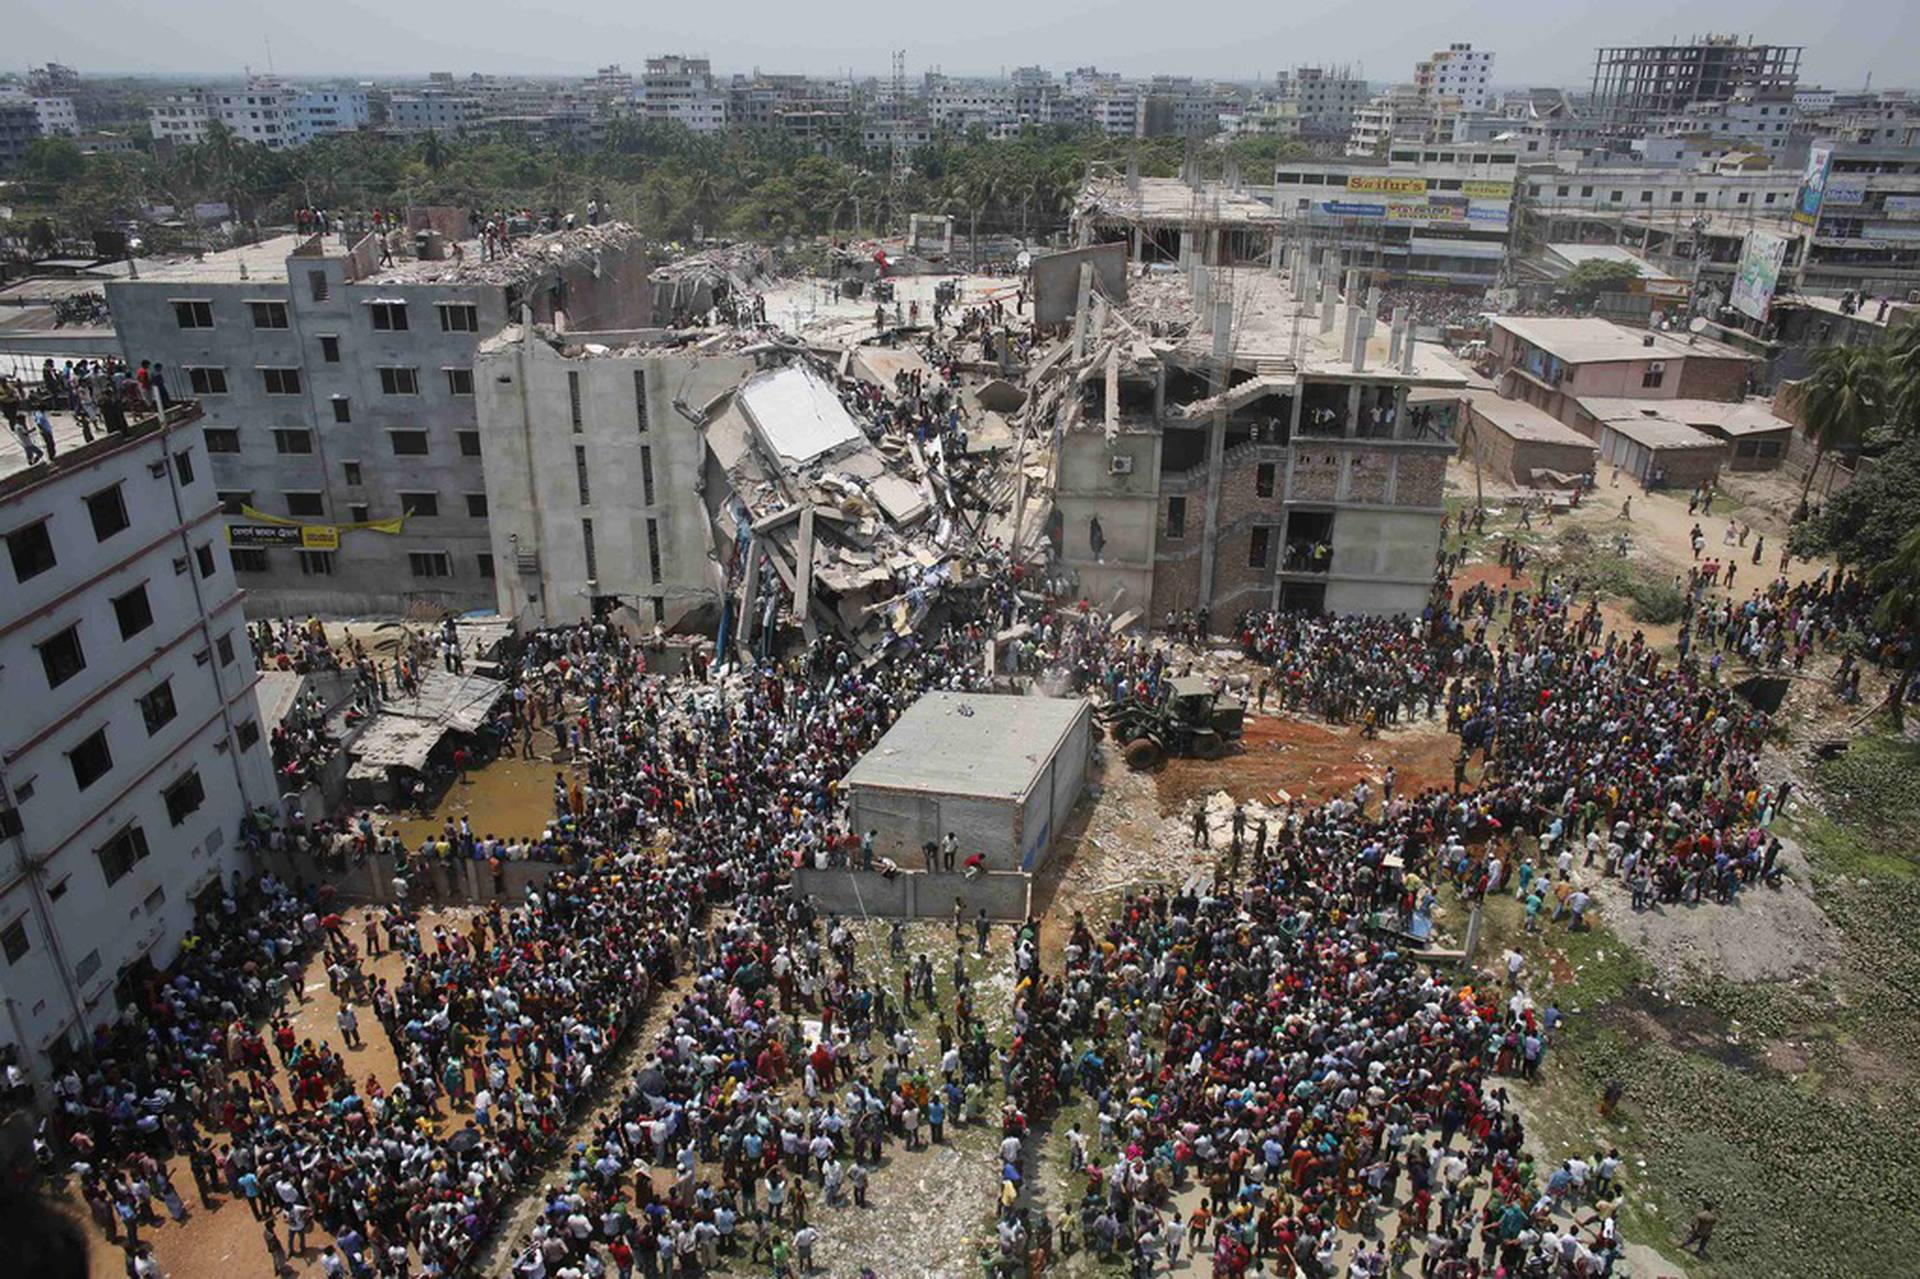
474;326;755;631
0;406;275;1082
1415;43;1495;112
385;91;481;136
149;93;213;146
149;79;367;149
641;56;729;134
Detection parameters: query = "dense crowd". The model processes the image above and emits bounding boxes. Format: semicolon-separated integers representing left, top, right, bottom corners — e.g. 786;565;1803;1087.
4;356;179;466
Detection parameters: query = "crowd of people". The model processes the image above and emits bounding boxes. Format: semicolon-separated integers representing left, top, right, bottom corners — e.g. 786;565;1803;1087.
3;356;179;467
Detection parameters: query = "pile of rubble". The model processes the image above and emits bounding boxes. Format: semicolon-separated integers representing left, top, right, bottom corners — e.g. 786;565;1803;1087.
367;221;644;287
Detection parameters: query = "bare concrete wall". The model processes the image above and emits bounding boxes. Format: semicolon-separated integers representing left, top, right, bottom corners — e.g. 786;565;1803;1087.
1032;244;1129;329
793;866;1032;921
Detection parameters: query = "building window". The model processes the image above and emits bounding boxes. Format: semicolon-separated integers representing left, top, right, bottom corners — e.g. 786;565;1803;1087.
262;367;302;395
390;431;429;456
1249;526;1271;568
568;371;583;431
645;517;662;583
1;919;27;964
438;302;479;332
408;551;452;578
172;300;213;328
217;632;236;666
297;550;335;575
1255;463;1275;497
575;445;591;504
113;585;153;639
640;445;655;505
186;366;228;395
236;718;260;750
143;886;166;915
369;301;409;331
69;728;113;790
139;680;178;734
216;490;252;515
338;461;362;488
39;625;86;689
400;492;438;517
331;397;351;423
1641;363;1665;389
1165;496;1186;540
284;491;324;517
634;369;648;432
274;429;313;455
349;504;369;523
379;367;420;395
229;547;269;573
477;552;495;579
195;542;216;578
250;300;289;329
204;428;240;453
96;824;150;885
465;493;488;518
309;270;330;302
446;368;474;396
458;431;482;457
86;484;130;542
582;517;598;579
7;520;56;581
320;335;341;362
173;450;195;485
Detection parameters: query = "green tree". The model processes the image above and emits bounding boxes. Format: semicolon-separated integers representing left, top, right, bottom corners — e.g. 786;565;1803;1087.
1794;344;1888;516
1559;259;1643;301
1885;320;1920;439
1868;522;1920;730
21;136;86;184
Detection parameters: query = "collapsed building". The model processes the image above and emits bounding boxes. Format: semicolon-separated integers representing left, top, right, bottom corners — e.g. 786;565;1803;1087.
1038;175;1469;619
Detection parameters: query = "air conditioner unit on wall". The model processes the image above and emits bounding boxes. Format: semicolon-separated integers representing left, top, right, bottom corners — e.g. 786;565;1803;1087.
1109;455;1135;475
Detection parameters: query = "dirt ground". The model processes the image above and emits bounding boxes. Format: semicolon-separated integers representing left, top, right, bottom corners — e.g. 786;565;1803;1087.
64;905;480;1279
1155;713;1460;815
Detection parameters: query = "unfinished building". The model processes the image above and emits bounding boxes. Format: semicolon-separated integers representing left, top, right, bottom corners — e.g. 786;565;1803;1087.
1071;166;1286;267
1037;186;1468;621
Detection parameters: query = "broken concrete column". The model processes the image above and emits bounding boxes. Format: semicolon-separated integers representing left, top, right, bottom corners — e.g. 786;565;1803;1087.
1212;299;1233;359
1352;312;1372;372
1342;295;1361;360
1194;267;1213;332
1320;285;1337;335
1400;325;1417;374
1388;306;1407;364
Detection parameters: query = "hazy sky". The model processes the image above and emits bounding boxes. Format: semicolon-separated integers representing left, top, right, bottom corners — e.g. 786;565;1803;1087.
12;0;1915;89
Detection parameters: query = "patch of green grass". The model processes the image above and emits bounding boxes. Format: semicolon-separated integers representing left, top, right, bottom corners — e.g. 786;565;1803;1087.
1802;735;1920;882
1549;525;1687;624
1786;811;1920;882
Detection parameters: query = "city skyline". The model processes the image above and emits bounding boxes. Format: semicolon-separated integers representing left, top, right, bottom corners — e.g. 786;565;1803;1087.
9;0;1916;90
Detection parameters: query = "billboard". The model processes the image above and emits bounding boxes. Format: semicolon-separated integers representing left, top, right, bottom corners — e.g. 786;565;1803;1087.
1347;175;1426;195
1823;176;1868;206
1729;229;1789;322
1460;180;1514;199
227;523;339;550
1793;146;1833;227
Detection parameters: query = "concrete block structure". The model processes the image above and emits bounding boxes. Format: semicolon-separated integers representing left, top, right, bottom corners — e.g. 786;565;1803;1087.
105;225;653;616
474;325;756;631
843;693;1092;876
0;405;275;1081
1462;391;1599;485
1489;317;1756;433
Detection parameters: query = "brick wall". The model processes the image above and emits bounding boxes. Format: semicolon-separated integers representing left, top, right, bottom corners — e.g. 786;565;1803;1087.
1393;452;1449;506
1676;355;1751;403
1347;449;1391;502
1290;449;1341;500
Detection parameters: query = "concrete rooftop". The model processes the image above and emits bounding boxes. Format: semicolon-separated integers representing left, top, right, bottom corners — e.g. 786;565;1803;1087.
843;692;1089;801
119;234;308;284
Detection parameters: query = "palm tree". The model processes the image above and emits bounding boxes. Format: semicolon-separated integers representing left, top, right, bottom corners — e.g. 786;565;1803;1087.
1885;320;1920;438
1869;522;1920;730
1794;344;1886;518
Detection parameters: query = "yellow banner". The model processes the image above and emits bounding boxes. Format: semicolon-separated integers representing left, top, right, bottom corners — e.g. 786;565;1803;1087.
1347;175;1426;195
1461;180;1513;199
237;505;406;536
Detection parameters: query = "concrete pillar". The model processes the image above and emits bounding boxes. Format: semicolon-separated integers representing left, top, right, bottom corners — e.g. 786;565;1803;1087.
1130;223;1143;263
1194;267;1212;332
1212;299;1233;359
1346;384;1362;438
1196;405;1227;620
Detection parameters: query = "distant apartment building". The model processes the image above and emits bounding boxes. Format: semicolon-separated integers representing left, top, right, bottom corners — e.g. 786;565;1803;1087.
474;327;757;631
1140;77;1221;138
1271;145;1519;289
1414;42;1495;112
1285;66;1369;140
150;78;367;148
0;93;79;138
103;226;655;617
1796;143;1920;296
0;100;41;171
641;56;728;134
1489;316;1755;431
384;90;482;136
0;405;275;1082
1646;91;1801;158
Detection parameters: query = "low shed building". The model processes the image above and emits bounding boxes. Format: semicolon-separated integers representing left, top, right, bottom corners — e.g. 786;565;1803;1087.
844;692;1092;875
1579;399;1730;488
1463;391;1599;486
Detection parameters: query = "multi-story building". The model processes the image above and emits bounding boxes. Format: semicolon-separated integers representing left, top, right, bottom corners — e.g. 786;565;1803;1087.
1347;87;1439;155
1270;146;1519;289
1140;77;1221;138
1414;42;1495;112
1590;37;1802;134
1795;143;1920;296
149;78;367;148
2;94;80;138
0;99;41;171
1086;86;1142;138
1646;91;1801;159
1286;66;1369;140
929;83;1015;134
103;225;655;617
474;326;757;631
384;90;481;136
641;56;728;134
0;403;275;1082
